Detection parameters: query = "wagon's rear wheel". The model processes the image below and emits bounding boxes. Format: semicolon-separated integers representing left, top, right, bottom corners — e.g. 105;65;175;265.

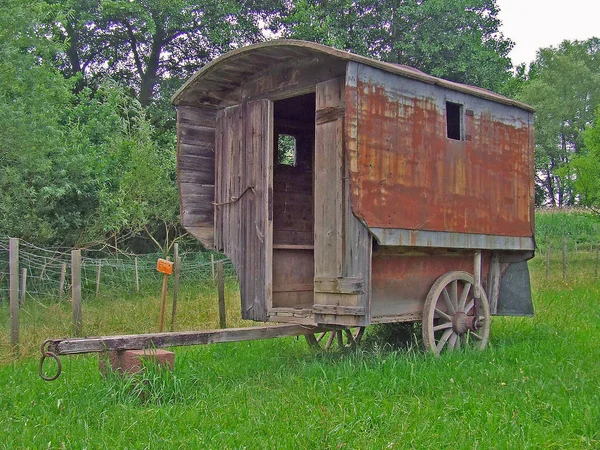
305;327;365;351
422;271;490;356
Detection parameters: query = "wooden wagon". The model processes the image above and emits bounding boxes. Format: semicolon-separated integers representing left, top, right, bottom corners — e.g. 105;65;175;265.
39;41;535;379
172;40;535;354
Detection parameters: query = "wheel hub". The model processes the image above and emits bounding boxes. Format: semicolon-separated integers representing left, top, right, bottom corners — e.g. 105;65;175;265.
452;312;482;334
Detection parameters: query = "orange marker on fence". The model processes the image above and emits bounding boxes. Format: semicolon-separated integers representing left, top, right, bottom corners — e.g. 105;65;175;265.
157;258;173;331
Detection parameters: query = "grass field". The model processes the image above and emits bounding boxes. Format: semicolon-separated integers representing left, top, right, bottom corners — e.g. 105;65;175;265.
1;215;600;448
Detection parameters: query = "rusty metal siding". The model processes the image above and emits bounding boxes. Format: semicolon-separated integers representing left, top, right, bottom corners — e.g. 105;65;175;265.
345;62;534;239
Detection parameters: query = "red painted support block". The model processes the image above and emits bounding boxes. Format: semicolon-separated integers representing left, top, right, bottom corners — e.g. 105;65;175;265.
99;349;175;376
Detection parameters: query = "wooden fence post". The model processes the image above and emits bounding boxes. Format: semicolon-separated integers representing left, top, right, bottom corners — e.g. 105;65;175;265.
545;244;551;280
95;262;101;297
59;263;66;298
217;261;226;329
595;245;599;280
9;238;19;353
171;243;180;332
562;237;568;283
211;254;215;280
72;249;82;336
158;257;170;332
134;256;140;293
20;268;27;306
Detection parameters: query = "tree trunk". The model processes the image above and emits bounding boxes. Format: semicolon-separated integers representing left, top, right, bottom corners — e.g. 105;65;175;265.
65;21;85;93
138;22;164;106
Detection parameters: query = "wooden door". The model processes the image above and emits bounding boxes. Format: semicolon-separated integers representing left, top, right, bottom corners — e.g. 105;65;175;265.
313;78;371;327
215;99;273;322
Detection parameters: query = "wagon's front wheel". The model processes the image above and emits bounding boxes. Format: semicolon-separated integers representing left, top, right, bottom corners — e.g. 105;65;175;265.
305;327;365;351
422;271;490;355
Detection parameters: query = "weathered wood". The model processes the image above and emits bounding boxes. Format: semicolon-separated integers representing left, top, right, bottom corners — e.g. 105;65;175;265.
71;249;82;336
222;57;346;105
474;251;482;299
19;268;27;306
134;257;139;292
51;324;327;355
59;263;66;298
177;104;217;249
313;78;369;327
171;244;180;332
562;237;568;282
216;99;273;321
487;253;501;314
314;78;344;279
9;238;19;352
95;262;101;297
545;245;551;280
173;41;532;111
217;261;226;329
158;257;169;332
272;244;314;250
314;277;364;295
312;305;366;316
210;254;215;280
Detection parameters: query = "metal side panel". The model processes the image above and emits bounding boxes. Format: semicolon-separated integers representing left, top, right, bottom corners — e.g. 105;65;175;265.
495;261;534;317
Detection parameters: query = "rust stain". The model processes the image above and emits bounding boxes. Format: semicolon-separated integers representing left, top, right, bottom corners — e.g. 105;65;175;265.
347;79;533;238
371;251;492;306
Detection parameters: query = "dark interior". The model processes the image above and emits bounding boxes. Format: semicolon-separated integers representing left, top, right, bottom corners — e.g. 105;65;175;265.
271;93;316;310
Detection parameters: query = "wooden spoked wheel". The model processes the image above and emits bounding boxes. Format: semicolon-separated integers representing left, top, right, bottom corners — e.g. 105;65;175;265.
305;327;365;351
422;271;490;356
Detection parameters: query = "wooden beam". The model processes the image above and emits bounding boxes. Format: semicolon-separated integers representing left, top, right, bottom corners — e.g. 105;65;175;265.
9;238;19;352
49;324;327;355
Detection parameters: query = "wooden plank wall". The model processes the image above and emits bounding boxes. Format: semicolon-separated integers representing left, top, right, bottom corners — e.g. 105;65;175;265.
314;78;371;327
215;100;273;322
177;105;217;248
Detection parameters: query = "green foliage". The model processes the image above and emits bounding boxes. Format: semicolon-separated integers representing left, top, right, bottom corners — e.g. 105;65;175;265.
570;107;600;211
2;267;600;448
519;38;600;206
276;0;514;93
535;209;600;248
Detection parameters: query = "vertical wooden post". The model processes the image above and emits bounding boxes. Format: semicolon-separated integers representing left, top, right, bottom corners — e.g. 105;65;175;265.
562;237;568;283
95;262;102;297
171;244;180;332
59;263;66;298
210;254;215;280
595;245;599;280
545;244;551;280
574;241;578;253
19;268;27;306
72;249;82;336
217;261;226;328
473;251;482;300
158;257;170;332
9;238;19;353
134;256;140;293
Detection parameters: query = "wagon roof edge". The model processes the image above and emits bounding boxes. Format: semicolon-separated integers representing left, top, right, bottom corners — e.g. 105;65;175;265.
171;39;534;113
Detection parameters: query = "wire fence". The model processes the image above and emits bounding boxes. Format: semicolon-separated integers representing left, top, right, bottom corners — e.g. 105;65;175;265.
0;236;236;302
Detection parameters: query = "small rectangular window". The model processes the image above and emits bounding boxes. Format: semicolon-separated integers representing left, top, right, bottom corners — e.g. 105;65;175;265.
277;134;297;166
446;101;463;140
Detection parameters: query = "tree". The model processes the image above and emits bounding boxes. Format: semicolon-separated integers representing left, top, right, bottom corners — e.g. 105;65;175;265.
45;0;282;106
275;0;514;93
519;39;600;207
571;107;600;212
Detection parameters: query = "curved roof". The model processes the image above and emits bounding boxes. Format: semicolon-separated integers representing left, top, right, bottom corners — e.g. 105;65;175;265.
172;39;534;112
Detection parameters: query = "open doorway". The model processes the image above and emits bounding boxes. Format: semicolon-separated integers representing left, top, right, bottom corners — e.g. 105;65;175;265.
271;93;316;315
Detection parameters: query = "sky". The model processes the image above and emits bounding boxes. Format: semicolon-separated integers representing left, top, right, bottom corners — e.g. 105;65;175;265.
496;0;600;67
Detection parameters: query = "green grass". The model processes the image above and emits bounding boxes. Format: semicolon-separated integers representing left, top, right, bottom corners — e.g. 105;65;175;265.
1;255;599;449
2;211;600;448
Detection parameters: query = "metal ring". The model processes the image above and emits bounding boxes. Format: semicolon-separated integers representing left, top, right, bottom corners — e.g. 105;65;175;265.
39;340;62;381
